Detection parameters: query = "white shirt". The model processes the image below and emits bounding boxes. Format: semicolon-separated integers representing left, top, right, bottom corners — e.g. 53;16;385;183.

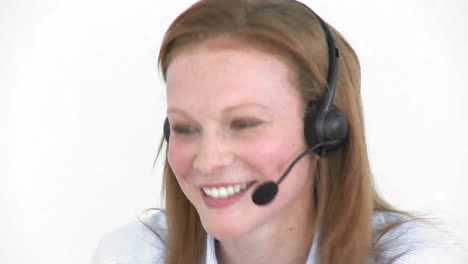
91;210;467;263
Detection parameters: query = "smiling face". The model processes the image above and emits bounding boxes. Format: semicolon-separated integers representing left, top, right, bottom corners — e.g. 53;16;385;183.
166;37;317;241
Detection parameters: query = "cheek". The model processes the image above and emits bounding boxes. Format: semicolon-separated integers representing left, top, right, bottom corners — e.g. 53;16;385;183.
167;141;195;179
241;134;302;181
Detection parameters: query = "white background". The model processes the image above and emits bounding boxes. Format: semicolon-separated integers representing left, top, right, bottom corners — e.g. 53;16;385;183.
1;0;467;263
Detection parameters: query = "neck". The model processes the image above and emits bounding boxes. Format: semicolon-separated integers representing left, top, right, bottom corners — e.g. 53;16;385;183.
215;189;318;264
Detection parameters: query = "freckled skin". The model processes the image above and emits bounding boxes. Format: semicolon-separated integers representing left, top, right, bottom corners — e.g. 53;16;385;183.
166;37;317;242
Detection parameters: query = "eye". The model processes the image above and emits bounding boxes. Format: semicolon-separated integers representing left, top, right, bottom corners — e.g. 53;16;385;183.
172;124;199;135
230;119;260;130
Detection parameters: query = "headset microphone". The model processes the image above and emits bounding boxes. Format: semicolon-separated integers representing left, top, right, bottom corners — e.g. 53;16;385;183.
251;141;335;206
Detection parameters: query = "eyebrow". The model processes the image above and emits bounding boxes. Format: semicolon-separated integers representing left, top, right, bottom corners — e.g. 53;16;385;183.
222;103;270;113
167;103;270;116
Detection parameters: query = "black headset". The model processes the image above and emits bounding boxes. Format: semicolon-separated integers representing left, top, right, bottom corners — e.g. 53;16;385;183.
163;6;348;158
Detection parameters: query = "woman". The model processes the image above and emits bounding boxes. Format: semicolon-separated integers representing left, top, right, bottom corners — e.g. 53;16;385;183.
92;0;463;263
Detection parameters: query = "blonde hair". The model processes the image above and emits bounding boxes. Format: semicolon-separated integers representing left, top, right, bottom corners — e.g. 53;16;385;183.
156;0;409;263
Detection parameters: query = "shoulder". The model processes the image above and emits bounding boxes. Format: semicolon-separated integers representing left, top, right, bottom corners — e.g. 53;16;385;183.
369;211;467;263
90;209;168;264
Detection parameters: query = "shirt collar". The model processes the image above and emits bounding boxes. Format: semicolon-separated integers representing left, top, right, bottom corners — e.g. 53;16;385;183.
204;231;320;264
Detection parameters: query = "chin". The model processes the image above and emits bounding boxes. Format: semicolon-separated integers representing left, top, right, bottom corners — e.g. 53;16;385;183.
200;213;250;241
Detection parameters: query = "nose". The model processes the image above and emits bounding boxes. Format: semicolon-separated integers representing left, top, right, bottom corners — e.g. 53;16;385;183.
193;132;234;174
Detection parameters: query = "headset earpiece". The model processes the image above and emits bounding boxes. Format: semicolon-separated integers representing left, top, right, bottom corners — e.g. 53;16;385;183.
163;117;170;142
304;103;348;157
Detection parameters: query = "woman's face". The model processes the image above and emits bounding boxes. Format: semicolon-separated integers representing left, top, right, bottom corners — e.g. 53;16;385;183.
166;38;317;241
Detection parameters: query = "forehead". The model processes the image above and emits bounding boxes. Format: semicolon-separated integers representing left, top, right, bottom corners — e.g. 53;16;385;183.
165;37;302;113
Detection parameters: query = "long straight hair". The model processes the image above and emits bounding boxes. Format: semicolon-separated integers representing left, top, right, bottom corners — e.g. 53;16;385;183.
156;0;408;263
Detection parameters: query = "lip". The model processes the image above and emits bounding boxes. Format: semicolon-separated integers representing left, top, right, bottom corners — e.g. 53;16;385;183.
200;182;256;208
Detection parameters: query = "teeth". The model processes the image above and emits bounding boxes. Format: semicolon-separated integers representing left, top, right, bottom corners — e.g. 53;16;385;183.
203;182;251;199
